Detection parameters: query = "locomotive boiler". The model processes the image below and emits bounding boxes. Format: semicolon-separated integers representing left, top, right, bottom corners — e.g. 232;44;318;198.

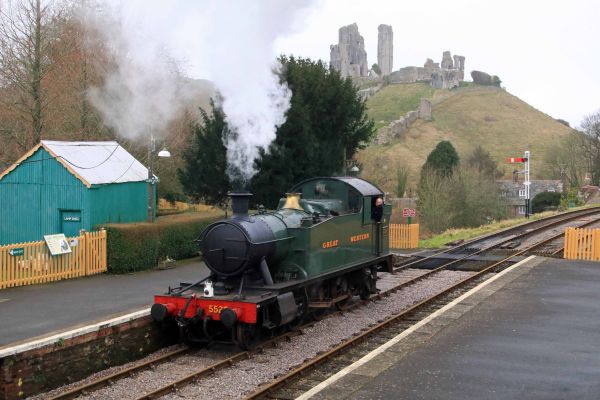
152;177;393;348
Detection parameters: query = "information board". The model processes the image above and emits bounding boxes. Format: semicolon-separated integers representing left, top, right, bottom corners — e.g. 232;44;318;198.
44;234;72;256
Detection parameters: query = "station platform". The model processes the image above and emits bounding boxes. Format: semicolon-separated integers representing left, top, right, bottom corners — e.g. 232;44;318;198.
302;256;600;400
0;258;209;349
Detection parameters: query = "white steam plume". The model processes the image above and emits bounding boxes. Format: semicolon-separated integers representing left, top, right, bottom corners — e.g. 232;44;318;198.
84;3;193;140
84;1;313;182
199;1;313;183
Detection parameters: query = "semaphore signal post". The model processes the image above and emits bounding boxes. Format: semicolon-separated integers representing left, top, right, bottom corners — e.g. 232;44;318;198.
506;150;531;218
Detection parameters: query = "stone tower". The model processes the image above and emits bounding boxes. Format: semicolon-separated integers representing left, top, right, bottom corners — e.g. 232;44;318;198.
329;23;368;78
377;24;393;76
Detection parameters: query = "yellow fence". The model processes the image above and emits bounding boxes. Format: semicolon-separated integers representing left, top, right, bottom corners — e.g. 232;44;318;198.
389;224;420;249
0;230;107;289
564;227;600;261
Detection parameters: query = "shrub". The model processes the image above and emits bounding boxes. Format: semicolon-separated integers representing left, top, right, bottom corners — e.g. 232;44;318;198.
532;191;561;213
99;213;223;273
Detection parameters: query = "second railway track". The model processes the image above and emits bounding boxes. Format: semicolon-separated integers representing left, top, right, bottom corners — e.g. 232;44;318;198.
35;209;600;400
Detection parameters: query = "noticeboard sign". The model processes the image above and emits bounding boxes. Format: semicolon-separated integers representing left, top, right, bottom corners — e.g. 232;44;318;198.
44;234;72;256
9;248;24;256
402;208;416;217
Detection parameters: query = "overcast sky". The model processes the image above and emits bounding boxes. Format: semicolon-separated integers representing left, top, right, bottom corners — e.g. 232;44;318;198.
118;0;600;128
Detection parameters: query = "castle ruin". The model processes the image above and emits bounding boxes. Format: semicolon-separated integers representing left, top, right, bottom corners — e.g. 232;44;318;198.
377;24;393;76
388;50;466;89
329;23;465;90
329;23;368;78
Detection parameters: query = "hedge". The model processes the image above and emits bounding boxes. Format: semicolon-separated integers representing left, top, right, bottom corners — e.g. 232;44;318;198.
532;191;561;213
99;213;223;273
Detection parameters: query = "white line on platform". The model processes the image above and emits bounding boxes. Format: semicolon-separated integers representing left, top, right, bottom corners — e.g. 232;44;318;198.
295;255;538;400
0;298;10;303
0;307;150;358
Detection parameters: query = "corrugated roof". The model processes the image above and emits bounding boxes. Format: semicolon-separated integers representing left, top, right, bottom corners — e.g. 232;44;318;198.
41;141;150;186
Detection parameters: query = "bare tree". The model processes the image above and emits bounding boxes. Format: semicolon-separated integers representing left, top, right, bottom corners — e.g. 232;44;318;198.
545;132;589;188
580;110;600;185
0;0;61;150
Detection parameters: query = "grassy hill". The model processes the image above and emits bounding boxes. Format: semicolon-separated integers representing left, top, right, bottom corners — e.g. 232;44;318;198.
358;83;575;194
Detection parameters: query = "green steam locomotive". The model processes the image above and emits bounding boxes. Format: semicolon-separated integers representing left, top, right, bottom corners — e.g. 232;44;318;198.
152;177;393;348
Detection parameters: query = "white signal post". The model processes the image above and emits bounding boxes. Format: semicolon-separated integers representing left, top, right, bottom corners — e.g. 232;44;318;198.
506;150;531;218
523;150;531;218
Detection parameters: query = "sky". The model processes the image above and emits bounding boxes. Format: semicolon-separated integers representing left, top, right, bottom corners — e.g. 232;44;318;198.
108;0;600;128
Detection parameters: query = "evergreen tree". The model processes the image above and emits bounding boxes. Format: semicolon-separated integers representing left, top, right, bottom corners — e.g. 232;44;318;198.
251;56;374;206
179;56;375;208
421;140;459;177
178;99;230;206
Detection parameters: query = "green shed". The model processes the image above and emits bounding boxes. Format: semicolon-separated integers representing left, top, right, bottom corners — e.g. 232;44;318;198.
0;140;156;245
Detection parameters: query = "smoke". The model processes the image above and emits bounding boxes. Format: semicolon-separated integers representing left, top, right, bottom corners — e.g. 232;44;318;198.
84;3;194;141
83;0;314;183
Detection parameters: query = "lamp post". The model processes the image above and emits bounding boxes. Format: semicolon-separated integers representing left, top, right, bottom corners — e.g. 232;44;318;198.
147;134;170;222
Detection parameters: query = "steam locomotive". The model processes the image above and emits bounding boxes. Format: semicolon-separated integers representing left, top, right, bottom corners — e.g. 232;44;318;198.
151;177;393;348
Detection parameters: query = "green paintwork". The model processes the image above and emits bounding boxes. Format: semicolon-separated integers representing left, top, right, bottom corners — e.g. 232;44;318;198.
0;147;154;245
258;177;391;281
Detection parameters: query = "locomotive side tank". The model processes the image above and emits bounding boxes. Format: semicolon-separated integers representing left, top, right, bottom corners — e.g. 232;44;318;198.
152;177;393;348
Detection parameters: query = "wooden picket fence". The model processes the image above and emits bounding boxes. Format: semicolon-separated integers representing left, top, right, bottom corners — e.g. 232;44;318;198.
564;227;600;261
0;230;107;289
389;223;420;249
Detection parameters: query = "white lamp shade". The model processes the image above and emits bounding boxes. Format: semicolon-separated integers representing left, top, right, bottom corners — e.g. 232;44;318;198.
158;148;171;158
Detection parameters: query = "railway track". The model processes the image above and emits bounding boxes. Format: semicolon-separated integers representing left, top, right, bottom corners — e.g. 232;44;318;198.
393;206;600;270
245;215;600;399
40;209;600;400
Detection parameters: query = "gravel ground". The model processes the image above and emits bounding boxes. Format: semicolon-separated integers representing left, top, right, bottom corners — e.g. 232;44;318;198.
28;345;236;400
31;268;470;400
163;270;473;400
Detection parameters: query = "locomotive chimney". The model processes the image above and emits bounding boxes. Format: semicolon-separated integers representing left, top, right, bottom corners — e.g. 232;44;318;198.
229;191;253;218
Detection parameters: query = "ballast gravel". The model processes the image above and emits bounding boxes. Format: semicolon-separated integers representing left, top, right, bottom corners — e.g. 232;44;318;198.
165;270;473;400
31;269;472;400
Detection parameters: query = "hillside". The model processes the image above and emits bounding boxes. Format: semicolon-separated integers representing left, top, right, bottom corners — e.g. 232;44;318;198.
358;84;575;194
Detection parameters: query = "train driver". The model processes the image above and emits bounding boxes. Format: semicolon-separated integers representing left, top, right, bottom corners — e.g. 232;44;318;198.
371;197;384;222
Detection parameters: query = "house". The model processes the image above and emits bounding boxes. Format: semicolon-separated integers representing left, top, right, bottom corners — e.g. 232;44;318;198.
498;180;563;216
0;141;155;245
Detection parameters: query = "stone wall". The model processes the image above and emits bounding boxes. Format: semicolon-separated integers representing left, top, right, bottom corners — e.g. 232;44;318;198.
0;316;176;400
376;109;420;145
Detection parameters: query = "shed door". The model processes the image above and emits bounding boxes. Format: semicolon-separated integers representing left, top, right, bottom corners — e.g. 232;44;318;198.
61;210;82;237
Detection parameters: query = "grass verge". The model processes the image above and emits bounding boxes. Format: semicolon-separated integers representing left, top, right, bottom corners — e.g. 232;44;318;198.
419;206;594;248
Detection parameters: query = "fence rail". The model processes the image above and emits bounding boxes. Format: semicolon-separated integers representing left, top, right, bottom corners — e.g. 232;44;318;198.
0;230;107;289
389;223;419;249
564;227;600;261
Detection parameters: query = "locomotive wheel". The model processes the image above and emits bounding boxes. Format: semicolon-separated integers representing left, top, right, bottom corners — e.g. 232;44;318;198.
359;267;376;300
289;291;308;330
310;284;327;321
236;323;261;350
334;277;351;311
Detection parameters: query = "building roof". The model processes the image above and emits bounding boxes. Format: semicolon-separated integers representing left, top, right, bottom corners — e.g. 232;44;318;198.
290;176;384;196
0;141;151;188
